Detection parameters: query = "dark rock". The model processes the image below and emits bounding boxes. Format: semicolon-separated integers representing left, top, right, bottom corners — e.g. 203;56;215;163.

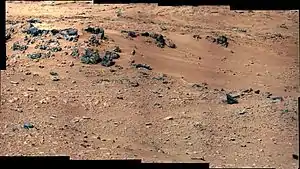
80;48;101;64
26;26;41;36
5;32;11;41
50;29;60;35
165;39;176;48
101;57;115;67
38;45;48;50
132;63;152;70
193;35;202;40
155;34;165;48
206;35;229;47
51;47;62;52
50;72;58;76
12;42;28;51
85;26;104;37
140;32;150;37
128;31;137;38
265;92;272;98
216;35;229;47
292;154;299;160
88;35;101;46
270;96;284;102
226;94;238;104
27;53;42;59
205;36;216;43
100;51;120;67
71;47;79;57
243;88;253;93
51;76;60;81
112;46;121;53
254;90;260;94
27;18;41;23
46;39;60;46
130;82;139;87
23;123;34;129
131;49;136;55
60;28;79;41
104;51;120;60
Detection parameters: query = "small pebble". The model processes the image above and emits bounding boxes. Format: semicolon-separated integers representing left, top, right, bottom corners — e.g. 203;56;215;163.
163;116;174;120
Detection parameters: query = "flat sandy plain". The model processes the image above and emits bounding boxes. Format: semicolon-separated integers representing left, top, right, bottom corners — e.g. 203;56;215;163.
2;1;299;168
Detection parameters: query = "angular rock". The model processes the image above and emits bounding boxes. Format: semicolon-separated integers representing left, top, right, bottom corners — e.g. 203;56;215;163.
80;48;101;64
226;94;238;104
12;42;28;51
27;53;42;59
88;35;101;46
27;18;42;23
132;63;152;70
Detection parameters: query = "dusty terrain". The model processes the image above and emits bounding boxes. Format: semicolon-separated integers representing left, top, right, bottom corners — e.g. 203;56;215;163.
1;1;299;168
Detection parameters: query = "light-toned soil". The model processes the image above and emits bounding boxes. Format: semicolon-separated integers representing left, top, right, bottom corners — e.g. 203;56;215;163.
1;1;299;168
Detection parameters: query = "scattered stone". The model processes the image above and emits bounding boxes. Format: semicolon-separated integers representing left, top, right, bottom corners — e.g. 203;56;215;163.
254;90;260;94
27;53;42;60
127;31;137;38
84;26;105;39
69;62;74;67
193;35;202;40
10;81;19;85
71;47;79;57
88;35;101;46
232;27;247;33
27;87;37;91
23;123;34;129
12;42;28;51
131;49;136;55
216;35;229;47
165;39;176;48
6;32;11;41
101;52;117;67
50;47;62;52
82;116;91;120
132;63;152;70
270;96;284;102
206;35;229;47
112;46;121;53
292;154;299;160
230;93;241;98
164;116;174;120
280;24;288;29
226;94;238;104
80;48;101;64
27;18;41;23
50;71;58;76
117;96;124;100
154;34;165;48
60;28;79;41
51;76;60;81
145;122;152;126
243;88;253;93
23;24;50;37
239;108;247;115
130;82;139;87
191;157;205;161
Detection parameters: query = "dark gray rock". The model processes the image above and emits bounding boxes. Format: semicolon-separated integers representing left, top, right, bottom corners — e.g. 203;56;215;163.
132;63;152;70
226;94;238;104
80;48;101;64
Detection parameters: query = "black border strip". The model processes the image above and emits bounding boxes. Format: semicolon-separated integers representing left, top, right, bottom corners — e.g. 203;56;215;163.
1;0;5;70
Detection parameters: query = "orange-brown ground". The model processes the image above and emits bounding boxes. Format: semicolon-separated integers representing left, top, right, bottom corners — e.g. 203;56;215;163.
1;1;299;168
